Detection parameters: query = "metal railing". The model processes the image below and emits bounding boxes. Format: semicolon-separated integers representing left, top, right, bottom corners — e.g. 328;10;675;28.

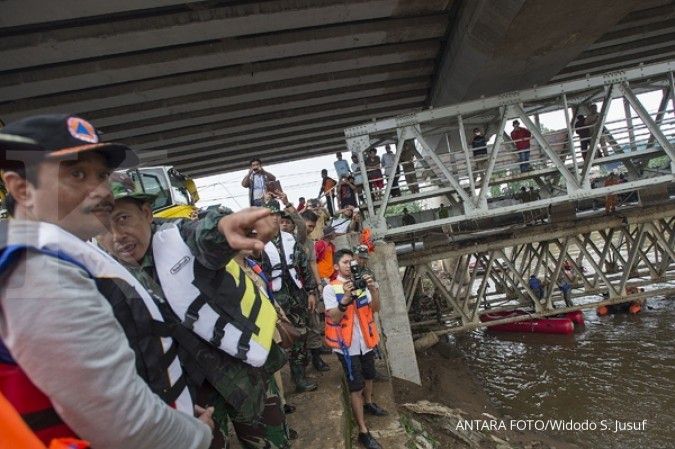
344;61;675;238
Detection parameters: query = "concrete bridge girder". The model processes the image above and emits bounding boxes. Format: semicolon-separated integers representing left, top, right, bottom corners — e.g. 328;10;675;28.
102;80;431;141
429;0;658;107
0;15;448;102
0;42;438;122
1;0;452;71
86;64;435;128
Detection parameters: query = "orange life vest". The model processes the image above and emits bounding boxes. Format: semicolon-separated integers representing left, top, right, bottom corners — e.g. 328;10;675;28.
316;240;335;279
0;391;89;449
0;361;79;445
324;280;379;350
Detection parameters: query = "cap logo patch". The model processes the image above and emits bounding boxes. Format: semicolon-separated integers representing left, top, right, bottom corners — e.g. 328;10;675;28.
67;117;99;143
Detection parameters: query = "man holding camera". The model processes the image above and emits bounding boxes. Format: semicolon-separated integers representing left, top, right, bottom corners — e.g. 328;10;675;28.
242;158;277;207
323;249;387;449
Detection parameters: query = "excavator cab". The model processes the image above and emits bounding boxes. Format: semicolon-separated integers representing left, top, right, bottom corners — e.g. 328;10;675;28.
123;166;199;219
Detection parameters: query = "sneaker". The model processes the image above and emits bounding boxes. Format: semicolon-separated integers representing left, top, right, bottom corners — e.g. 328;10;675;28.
363;402;388;416
358;431;382;449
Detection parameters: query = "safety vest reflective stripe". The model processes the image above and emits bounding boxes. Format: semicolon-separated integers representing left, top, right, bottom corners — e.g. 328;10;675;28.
324;281;379;350
152;223;277;368
264;231;303;292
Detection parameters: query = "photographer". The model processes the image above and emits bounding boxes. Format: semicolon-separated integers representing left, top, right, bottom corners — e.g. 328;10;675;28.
241;158;276;206
323;250;387;449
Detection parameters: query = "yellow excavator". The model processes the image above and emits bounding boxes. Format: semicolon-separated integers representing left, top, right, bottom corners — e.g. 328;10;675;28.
123;166;199;218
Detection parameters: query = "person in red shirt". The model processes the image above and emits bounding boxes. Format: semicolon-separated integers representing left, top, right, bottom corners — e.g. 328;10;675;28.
296;197;306;213
510;120;532;173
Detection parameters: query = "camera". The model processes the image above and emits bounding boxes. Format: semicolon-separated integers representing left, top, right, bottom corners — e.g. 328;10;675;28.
350;260;368;290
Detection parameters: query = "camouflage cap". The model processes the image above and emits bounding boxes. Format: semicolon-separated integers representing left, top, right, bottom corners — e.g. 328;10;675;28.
262;199;282;214
109;171;157;202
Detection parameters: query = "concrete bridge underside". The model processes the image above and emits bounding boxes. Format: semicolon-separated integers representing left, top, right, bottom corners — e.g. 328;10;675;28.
1;0;673;176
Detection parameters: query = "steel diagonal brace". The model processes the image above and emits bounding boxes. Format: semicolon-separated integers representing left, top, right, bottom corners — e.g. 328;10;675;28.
619;82;675;168
572;236;620;297
477;106;508;206
645;86;673;151
512;104;580;191
348;135;376;218
646;222;675;263
494;249;544;312
412;127;476;212
617;225;647;293
620;227;658;278
561;93;581;183
457;115;476;198
376;127;412;222
422;264;471;324
580;84;616;183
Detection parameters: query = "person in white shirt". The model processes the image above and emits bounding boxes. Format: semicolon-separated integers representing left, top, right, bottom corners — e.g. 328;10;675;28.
334;151;351;179
323;249;386;449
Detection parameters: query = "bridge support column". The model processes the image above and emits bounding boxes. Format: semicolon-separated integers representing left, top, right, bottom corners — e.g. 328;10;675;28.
369;241;421;385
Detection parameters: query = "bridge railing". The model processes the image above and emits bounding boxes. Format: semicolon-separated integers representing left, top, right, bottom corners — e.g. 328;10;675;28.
344;61;675;238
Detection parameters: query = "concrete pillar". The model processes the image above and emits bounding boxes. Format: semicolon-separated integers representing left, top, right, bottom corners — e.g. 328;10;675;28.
368;241;421;385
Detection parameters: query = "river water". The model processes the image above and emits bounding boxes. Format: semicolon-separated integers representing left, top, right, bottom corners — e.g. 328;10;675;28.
449;297;675;449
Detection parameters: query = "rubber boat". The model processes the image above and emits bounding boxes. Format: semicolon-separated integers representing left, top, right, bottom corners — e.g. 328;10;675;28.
596;302;642;316
558;310;584;326
480;310;576;335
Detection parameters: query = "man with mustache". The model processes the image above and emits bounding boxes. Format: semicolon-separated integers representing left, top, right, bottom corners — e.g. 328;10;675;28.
0;115;213;448
97;172;290;449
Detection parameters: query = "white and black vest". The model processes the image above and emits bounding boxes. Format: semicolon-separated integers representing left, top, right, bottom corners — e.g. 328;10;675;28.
264;231;303;292
152;223;277;368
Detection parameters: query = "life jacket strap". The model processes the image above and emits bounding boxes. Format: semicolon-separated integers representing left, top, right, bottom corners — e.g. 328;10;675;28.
159;373;188;405
183;294;208;330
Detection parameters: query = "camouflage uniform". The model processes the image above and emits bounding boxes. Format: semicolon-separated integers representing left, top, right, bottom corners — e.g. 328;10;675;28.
106;179;290;449
263;233;317;367
303;238;324;352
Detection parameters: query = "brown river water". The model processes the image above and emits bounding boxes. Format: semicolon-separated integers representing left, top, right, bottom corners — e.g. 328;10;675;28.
448;297;675;449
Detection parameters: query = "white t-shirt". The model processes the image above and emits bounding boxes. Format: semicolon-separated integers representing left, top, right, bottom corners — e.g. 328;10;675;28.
334;159;350;179
381;152;396;176
323;276;373;356
350;162;363;185
331;216;351;234
251;173;265;200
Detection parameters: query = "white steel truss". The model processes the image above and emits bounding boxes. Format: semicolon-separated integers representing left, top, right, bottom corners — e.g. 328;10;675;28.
402;205;675;334
345;61;675;238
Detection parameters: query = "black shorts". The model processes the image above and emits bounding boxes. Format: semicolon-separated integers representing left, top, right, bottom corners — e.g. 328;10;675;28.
335;350;376;392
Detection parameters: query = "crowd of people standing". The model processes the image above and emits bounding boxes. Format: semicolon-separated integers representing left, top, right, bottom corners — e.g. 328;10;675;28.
0;115;387;449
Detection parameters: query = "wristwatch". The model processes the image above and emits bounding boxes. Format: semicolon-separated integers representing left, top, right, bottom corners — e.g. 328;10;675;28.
338;302;348;312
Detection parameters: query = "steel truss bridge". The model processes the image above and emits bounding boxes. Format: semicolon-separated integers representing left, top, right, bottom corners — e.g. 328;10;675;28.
402;204;675;334
344;61;675;333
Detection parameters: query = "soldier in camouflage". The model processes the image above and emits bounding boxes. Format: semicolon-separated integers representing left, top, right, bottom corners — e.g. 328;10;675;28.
98;173;291;449
261;200;319;393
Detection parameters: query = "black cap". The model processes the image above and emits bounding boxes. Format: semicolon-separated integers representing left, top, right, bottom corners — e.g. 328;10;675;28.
0;114;138;170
